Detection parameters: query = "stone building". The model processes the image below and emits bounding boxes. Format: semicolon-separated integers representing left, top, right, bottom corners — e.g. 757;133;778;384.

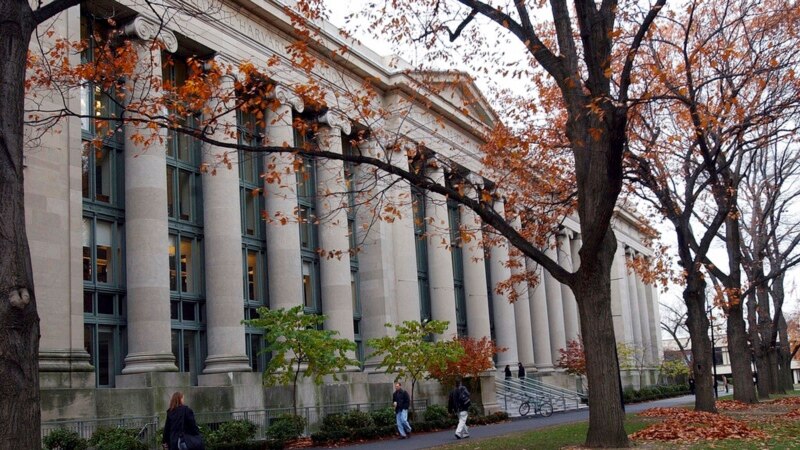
27;0;662;422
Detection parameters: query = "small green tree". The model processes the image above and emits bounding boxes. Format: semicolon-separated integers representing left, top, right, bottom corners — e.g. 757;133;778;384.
245;306;358;414
368;320;463;411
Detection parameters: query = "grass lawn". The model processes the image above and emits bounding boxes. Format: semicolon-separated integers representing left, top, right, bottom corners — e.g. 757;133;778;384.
432;415;654;450
434;390;800;450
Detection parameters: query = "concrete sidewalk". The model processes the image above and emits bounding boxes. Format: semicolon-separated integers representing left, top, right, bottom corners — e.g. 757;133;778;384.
307;395;698;450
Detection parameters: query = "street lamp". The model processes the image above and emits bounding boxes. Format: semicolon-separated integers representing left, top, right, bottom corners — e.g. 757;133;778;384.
708;301;719;399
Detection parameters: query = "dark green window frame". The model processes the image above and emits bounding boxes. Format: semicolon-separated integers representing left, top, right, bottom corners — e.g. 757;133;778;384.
412;187;432;323
295;126;322;316
448;199;468;337
238;111;269;371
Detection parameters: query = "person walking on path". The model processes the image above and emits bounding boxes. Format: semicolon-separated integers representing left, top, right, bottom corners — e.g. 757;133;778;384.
393;382;412;439
448;379;471;439
689;377;696;395
504;365;512;380
518;363;526;379
162;391;204;450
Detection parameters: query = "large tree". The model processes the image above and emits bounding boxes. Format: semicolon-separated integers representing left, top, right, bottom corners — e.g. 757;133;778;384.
628;0;800;407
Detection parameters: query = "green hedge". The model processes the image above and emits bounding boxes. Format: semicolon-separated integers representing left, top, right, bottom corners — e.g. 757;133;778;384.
623;383;690;403
310;408;508;445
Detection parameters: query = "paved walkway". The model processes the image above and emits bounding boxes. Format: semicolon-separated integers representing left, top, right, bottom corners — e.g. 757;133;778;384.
308;395;699;450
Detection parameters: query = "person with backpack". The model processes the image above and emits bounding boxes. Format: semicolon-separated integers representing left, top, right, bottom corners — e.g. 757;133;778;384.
447;378;471;439
162;391;204;450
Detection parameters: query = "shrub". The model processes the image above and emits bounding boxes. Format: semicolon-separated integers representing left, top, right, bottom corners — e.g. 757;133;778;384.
205;420;257;446
370;407;395;427
43;428;88;450
467;402;483;417
265;414;306;442
423;404;449;423
343;410;374;429
88;427;147;450
319;413;347;433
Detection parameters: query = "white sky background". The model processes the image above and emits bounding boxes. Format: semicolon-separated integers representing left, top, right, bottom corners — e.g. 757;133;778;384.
324;1;800;339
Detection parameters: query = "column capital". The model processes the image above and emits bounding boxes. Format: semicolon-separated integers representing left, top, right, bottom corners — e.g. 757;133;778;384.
319;110;351;135
272;85;305;113
122;16;178;53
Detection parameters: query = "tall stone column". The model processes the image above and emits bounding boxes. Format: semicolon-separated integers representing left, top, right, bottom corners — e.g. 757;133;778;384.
425;164;457;338
625;248;644;351
511;218;535;368
489;200;518;366
557;231;580;342
544;237;567;364
355;140;413;369
611;244;634;344
202;72;250;373
316;111;355;344
460;188;491;340
527;259;552;369
636;271;655;365
122;22;178;373
264;87;304;310
392;183;422;325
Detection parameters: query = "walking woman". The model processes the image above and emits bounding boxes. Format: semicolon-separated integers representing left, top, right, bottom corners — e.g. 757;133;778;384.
162;391;204;450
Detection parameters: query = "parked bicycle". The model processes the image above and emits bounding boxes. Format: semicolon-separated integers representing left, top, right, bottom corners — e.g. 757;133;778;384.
518;396;553;417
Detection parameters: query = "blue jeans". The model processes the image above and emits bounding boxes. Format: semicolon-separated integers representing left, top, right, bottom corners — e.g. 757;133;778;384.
396;409;412;437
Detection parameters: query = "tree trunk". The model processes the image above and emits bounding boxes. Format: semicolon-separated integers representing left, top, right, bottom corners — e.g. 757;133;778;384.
777;315;794;391
747;288;771;398
727;302;757;403
575;231;628;448
767;347;783;395
684;280;716;412
0;2;41;450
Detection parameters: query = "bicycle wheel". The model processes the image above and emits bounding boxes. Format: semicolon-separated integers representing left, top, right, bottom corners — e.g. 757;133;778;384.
539;400;553;418
519;401;530;416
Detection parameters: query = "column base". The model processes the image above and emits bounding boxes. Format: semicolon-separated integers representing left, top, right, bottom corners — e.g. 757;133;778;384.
203;354;252;373
39;349;94;372
122;352;178;373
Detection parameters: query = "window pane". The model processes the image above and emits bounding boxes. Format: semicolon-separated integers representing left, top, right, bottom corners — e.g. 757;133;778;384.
97;293;114;315
171;301;179;320
84;325;94;361
183;330;197;375
243;153;256;184
81;84;91;132
82;218;92;281
94;147;112;203
182;301;196;322
244;190;256;236
166;166;175;218
82;145;90;199
302;261;313;309
169;236;177;291
250;334;262;372
179;171;191;221
246;250;258;301
180;237;193;293
171;330;180;366
84;292;94;314
95;221;113;283
299;207;311;249
98;329;113;386
351;271;359;313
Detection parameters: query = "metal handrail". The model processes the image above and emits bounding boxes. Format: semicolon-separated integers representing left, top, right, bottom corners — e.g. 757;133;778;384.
496;377;586;413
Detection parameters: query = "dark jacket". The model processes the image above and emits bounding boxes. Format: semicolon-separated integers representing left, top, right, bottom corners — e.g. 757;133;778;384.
163;405;204;450
504;366;512;379
518;364;526;379
448;386;471;413
393;388;411;413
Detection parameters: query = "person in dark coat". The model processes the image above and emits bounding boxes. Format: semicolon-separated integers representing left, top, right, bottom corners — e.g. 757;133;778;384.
162;391;204;450
518;362;526;379
504;365;512;380
392;382;412;439
447;379;471;439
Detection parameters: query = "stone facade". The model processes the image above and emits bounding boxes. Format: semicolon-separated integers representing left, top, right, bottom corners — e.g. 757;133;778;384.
26;0;662;422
